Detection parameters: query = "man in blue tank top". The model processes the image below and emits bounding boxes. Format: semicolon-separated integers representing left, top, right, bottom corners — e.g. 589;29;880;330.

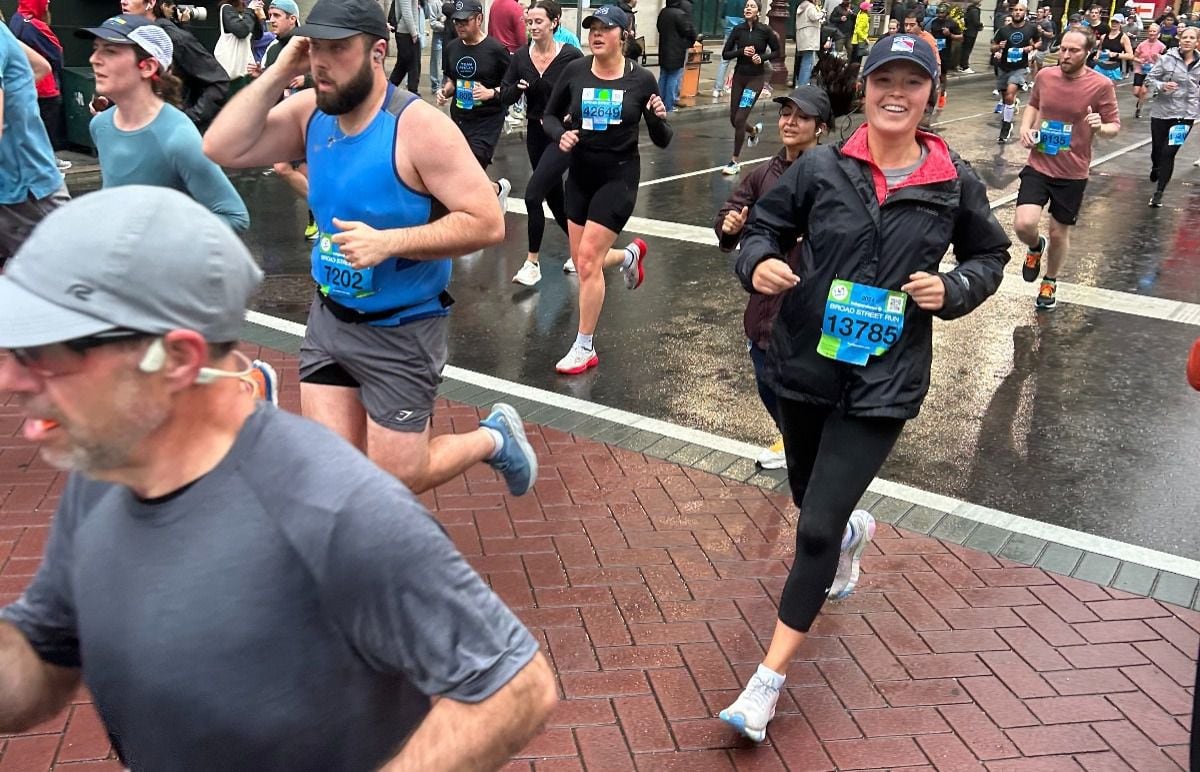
204;0;537;498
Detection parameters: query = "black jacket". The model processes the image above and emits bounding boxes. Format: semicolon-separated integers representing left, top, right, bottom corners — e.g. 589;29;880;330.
964;4;983;34
656;0;698;70
499;42;583;120
735;128;1010;418
721;21;780;77
154;18;230;129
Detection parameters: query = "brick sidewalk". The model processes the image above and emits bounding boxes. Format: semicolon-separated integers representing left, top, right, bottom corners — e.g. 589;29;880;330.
0;345;1195;771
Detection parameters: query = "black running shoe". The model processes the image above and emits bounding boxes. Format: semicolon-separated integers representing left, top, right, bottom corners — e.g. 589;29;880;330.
998;122;1012;144
1022;235;1046;282
1149;191;1164;208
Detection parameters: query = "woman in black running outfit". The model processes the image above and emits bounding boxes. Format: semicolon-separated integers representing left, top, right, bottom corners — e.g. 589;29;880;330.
542;3;672;375
721;0;780;176
501;0;583;285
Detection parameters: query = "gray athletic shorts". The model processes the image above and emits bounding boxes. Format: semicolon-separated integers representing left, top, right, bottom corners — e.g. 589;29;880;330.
0;185;70;264
996;68;1027;92
298;296;448;433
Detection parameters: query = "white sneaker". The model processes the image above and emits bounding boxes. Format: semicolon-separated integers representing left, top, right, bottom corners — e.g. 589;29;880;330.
620;238;647;290
992;88;1000;96
555;344;598;375
960;66;975;74
512;260;541;286
712;88;722;99
55;158;72;172
563;257;577;274
496;178;511;214
721;161;741;176
746;122;763;147
827;510;876;600
755;438;786;470
719;672;781;742
1194;157;1200;167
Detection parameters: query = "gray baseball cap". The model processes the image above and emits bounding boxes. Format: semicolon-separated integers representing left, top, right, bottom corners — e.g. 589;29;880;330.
0;186;263;348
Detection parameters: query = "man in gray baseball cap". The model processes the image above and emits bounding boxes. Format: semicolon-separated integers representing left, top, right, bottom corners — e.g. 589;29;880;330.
0;185;556;769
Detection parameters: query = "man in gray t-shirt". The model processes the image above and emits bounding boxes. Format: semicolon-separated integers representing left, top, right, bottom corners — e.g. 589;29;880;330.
0;187;556;771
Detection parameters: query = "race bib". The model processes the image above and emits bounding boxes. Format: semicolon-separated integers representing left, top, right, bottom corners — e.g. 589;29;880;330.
317;233;375;299
1036;119;1072;155
1169;122;1190;146
739;87;756;108
937;37;946;50
455;79;475;110
1007;47;1022;63
581;87;624;131
1098;49;1109;61
818;279;906;366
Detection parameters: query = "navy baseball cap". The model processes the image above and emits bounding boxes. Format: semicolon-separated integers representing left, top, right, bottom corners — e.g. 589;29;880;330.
295;0;389;39
450;0;484;19
583;4;631;30
861;33;939;79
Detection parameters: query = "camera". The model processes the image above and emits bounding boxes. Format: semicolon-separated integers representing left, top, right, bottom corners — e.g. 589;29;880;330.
174;4;208;22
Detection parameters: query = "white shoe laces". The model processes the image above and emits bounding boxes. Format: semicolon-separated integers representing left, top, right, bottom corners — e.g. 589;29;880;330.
737;674;780;717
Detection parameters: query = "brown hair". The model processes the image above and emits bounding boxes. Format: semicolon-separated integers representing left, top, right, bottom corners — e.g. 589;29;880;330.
533;0;562;29
135;48;184;107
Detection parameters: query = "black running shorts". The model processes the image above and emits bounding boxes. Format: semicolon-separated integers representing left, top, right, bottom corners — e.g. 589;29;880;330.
565;156;640;233
1016;166;1088;226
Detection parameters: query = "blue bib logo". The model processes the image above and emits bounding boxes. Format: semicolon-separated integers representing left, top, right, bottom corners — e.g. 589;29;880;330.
456;56;477;78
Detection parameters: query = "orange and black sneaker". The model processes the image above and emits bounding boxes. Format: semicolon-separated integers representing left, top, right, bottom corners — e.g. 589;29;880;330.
1035;278;1057;311
1022;235;1046;282
242;360;279;406
937;92;947;110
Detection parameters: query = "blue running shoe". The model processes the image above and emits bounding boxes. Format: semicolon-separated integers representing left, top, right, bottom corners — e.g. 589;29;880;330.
481;403;538;496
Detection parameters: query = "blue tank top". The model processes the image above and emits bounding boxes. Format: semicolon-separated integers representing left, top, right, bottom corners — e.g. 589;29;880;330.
306;86;451;325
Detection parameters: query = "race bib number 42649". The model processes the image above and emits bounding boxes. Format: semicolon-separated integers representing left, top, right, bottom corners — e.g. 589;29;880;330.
817;279;906;366
581;87;624;131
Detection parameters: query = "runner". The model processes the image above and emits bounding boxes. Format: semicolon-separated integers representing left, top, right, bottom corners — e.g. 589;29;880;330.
81;14;250;232
928;3;963;109
437;0;512;207
1015;28;1119;310
501;0;579;286
0;186;557;770
540;4;670;374
719;0;780;176
1133;22;1166;119
1029;4;1056;80
721;33;1010;743
1093;13;1133;83
204;0;539;496
991;1;1039;143
1145;26;1199;207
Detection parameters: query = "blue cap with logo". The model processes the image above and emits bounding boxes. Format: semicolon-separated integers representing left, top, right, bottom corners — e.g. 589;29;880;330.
861;33;940;80
582;4;631;30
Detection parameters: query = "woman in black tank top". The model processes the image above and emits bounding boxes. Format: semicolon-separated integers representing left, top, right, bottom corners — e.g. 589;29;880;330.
1093;21;1133;80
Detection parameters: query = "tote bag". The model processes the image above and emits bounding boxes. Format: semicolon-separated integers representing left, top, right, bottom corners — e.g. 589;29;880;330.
214;5;255;79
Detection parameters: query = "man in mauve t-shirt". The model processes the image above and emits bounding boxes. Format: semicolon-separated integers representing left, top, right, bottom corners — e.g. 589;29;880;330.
1012;28;1119;311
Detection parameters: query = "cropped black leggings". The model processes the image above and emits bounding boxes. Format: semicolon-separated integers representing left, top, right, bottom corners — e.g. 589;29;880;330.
1150;117;1194;194
729;72;766;158
524;126;570;254
776;398;905;633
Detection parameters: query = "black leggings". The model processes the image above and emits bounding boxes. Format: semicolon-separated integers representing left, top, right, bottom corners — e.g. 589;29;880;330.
1150;117;1194;194
776;398;905;633
524;126;570;254
729;72;766;158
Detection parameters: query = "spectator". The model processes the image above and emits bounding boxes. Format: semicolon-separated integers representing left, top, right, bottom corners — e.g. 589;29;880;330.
828;0;856;57
214;0;264;80
794;0;822;86
715;0;744;97
8;0;67;170
488;0;527;52
851;1;870;61
389;0;422;92
656;0;696;112
0;22;66;269
123;0;231;130
959;0;982;72
427;0;445;93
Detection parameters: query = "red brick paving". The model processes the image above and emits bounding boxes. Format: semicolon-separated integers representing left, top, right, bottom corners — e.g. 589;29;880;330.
0;346;1195;771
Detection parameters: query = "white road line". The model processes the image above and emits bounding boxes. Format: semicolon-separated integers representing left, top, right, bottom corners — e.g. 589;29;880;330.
242;308;1200;579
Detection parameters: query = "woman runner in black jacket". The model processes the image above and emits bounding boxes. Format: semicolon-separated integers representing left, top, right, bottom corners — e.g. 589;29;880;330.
720;0;780;176
719;34;1010;744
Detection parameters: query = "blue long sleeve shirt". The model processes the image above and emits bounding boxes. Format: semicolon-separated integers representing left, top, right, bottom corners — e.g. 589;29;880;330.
90;104;250;231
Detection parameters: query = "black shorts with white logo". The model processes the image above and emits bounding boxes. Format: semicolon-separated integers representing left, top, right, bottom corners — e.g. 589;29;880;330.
1016;166;1088;226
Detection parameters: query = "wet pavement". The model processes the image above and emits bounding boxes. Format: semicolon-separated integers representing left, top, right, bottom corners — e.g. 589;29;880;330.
66;76;1200;561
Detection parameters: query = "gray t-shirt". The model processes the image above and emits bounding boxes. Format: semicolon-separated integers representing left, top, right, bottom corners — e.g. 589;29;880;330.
882;143;931;189
0;405;538;771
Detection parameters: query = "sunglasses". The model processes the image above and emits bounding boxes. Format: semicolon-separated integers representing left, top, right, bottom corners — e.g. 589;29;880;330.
7;330;154;378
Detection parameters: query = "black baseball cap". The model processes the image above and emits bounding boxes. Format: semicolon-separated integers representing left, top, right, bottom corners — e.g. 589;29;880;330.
450;0;484;19
582;4;631;30
295;0;389;39
773;86;832;125
861;33;939;80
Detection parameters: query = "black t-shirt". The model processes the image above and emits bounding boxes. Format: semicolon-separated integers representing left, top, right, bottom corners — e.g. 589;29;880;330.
500;42;583;121
443;37;511;122
992;21;1041;71
929;17;962;55
542;56;673;161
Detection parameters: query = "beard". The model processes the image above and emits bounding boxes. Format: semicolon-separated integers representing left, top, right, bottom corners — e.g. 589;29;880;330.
315;55;374;116
39;375;170;474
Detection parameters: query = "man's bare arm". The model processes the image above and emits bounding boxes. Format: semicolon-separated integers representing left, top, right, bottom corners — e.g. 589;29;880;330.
381;651;558;772
203;38;313;168
0;622;80;732
18;41;50;81
331;101;506;265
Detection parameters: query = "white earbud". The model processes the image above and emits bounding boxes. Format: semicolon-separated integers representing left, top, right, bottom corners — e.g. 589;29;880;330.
138;338;256;385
